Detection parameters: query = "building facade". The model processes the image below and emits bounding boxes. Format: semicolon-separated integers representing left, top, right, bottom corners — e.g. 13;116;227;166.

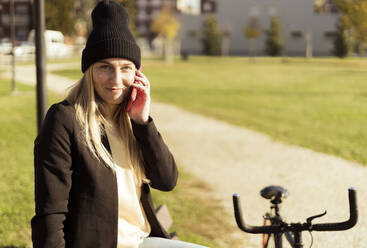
0;0;33;41
135;0;177;41
177;0;339;56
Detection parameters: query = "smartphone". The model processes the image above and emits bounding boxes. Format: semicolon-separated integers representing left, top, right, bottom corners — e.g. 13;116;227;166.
125;65;142;112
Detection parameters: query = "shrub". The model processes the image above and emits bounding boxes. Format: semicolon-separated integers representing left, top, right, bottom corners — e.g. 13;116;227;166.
265;16;283;56
201;14;222;55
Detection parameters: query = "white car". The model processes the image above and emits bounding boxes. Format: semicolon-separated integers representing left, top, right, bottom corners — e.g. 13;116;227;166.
27;29;72;58
0;38;12;55
14;41;35;56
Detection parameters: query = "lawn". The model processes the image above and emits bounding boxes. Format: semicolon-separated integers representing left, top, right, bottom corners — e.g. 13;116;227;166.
52;56;367;166
0;76;240;247
0;80;38;247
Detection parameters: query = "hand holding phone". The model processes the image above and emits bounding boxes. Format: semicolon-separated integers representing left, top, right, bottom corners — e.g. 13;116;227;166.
125;65;142;113
125;65;150;124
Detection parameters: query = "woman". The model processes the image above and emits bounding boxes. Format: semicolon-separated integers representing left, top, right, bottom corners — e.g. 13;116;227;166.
31;1;207;248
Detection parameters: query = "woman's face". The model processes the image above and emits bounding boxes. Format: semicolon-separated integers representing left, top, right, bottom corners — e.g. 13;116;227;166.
92;58;136;110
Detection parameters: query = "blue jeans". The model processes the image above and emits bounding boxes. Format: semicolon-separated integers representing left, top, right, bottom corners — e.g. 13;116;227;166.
139;237;209;248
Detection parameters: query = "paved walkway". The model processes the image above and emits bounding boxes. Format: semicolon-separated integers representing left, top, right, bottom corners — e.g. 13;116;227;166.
2;64;366;247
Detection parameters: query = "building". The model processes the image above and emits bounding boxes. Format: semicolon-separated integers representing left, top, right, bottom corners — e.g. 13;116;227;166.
135;0;177;41
177;0;216;14
0;0;33;41
177;0;339;56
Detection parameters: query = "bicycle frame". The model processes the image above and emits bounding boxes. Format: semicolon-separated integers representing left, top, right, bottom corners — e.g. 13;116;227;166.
263;199;294;248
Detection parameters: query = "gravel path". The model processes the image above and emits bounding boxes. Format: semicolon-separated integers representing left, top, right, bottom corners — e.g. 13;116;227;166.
152;104;366;248
2;64;365;247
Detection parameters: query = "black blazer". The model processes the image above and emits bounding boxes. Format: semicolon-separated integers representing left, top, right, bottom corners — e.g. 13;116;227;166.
31;100;178;248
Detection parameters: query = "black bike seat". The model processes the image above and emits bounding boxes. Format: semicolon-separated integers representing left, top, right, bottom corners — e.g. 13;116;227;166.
260;185;288;200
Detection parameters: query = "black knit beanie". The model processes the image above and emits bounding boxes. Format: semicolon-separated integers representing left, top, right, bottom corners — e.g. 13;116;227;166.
81;0;141;73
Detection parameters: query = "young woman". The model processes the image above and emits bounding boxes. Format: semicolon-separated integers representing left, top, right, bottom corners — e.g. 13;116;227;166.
31;1;207;247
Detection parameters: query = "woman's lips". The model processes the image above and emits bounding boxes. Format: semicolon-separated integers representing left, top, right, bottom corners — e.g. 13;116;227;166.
106;87;124;92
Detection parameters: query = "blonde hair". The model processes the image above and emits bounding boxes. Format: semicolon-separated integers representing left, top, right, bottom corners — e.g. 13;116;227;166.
66;65;148;185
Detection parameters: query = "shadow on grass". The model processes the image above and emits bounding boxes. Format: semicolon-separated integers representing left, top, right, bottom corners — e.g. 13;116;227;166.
0;246;26;248
0;89;34;97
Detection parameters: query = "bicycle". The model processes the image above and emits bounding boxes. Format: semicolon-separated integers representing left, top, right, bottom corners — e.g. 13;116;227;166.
232;186;358;248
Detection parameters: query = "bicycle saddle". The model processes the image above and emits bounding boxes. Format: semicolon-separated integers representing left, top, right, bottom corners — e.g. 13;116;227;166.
260;185;288;200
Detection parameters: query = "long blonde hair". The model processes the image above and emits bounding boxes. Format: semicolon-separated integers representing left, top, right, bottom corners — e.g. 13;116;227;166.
66;65;148;185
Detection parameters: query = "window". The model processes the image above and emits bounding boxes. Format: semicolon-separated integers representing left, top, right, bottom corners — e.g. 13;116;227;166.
16;4;29;15
137;10;148;21
324;31;337;39
152;9;160;18
137;0;148;8
138;25;148;35
291;30;303;39
151;0;162;8
17;27;28;40
1;14;10;25
201;0;216;13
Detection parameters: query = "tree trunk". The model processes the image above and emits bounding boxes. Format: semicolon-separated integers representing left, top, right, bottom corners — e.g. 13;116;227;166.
306;31;313;58
221;36;230;56
164;40;174;64
249;39;256;63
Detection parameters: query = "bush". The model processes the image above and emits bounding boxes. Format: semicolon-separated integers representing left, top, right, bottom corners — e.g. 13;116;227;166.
333;17;351;58
265;16;283;56
201;14;222;56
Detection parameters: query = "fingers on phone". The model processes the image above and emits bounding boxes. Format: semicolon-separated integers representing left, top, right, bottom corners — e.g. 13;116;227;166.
134;76;145;84
136;70;145;78
125;88;137;112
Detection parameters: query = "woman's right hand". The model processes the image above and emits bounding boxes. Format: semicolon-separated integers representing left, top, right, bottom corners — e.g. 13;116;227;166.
125;69;151;124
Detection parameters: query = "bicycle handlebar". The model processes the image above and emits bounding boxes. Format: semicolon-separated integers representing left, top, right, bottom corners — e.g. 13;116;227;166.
233;188;358;234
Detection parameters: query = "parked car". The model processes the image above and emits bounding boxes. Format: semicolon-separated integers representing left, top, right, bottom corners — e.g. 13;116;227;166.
14;41;35;56
0;38;12;55
27;29;72;58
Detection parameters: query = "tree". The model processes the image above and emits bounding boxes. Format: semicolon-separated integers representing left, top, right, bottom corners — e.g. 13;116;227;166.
333;17;351;58
314;0;326;13
265;16;283;56
201;14;222;56
244;16;261;59
151;7;180;63
45;0;76;35
334;0;367;53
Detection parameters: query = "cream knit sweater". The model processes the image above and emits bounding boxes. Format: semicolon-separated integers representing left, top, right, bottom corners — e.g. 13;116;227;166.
106;124;151;248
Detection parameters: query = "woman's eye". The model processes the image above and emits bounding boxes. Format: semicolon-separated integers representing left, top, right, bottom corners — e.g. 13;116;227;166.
121;66;132;71
97;64;112;71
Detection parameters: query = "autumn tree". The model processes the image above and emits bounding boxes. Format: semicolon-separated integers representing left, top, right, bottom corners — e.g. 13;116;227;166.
244;15;261;59
151;7;180;63
334;0;367;53
45;0;76;35
333;17;351;57
201;14;222;55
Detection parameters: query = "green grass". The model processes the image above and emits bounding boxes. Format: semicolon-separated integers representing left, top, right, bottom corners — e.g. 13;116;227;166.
151;170;241;247
52;56;367;165
0;80;42;247
0;77;240;247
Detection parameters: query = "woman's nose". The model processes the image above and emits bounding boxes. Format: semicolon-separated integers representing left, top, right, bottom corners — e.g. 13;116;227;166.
111;70;130;86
